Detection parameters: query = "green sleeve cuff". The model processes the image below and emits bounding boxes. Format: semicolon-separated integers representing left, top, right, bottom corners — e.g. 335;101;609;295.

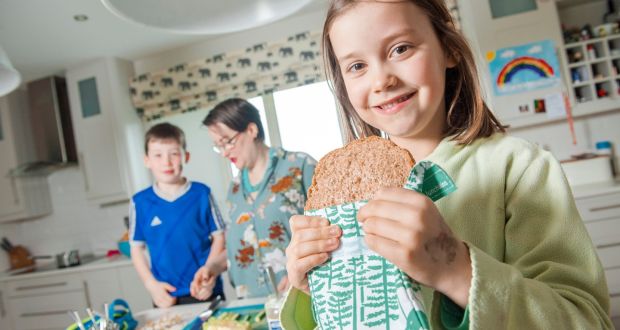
280;288;317;330
440;294;469;330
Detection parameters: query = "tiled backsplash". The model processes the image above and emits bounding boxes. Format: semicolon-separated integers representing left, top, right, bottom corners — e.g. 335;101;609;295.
0;167;128;271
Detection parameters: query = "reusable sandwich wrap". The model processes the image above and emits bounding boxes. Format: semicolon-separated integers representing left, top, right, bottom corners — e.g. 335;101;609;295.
306;161;456;330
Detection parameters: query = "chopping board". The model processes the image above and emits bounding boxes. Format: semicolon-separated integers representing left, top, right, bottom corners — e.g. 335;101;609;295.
133;297;266;330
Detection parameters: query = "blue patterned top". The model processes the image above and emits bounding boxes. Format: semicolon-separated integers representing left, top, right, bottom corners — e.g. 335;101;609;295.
225;147;316;298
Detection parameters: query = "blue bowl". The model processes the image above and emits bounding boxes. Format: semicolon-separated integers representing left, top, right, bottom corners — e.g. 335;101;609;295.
118;240;131;257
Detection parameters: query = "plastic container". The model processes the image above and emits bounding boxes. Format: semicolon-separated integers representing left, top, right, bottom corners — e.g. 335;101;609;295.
117;241;131;257
596;140;616;177
263;266;283;330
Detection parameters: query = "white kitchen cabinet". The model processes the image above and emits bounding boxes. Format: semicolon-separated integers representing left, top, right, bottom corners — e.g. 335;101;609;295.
0;90;52;222
82;268;123;312
0;281;11;330
82;265;152;312
117;264;152;312
66;58;150;206
4;273;87;330
575;189;620;318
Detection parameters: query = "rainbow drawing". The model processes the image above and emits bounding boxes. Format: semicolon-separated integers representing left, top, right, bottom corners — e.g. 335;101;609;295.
488;40;561;96
496;56;555;87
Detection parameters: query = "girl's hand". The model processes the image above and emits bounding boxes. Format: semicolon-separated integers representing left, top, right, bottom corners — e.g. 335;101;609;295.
285;215;342;294
145;279;177;307
358;187;472;307
277;275;290;293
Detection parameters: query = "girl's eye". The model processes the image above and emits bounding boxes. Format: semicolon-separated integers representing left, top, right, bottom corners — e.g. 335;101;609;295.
348;62;366;73
391;45;410;57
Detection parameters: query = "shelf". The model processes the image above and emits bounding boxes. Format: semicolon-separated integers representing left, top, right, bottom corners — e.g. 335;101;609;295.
565;34;620;104
568;61;587;68
573;80;591;87
564;34;620;48
593;77;612;84
506;98;620;130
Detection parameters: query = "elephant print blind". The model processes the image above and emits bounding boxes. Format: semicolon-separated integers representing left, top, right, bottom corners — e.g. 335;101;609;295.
129;31;324;121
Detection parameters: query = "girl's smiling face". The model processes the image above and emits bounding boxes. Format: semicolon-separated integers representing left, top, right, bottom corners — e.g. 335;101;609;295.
329;1;455;142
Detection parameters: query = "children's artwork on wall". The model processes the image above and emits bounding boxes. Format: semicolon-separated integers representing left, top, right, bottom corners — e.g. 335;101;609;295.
518;104;530;113
487;40;561;96
534;99;546;113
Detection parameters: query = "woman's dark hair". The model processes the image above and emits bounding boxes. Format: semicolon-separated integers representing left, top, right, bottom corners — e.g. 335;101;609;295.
203;98;265;142
322;0;507;144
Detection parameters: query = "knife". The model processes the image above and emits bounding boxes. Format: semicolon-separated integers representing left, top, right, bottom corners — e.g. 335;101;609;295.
1;237;14;251
0;241;10;252
182;295;223;330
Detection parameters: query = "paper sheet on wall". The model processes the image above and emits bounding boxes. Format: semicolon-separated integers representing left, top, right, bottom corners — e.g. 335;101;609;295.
545;93;567;119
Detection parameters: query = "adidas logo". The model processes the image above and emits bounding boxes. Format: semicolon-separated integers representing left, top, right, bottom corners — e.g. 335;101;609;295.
150;216;163;227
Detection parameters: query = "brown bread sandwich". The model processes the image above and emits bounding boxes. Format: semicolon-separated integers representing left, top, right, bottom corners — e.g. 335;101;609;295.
305;136;415;210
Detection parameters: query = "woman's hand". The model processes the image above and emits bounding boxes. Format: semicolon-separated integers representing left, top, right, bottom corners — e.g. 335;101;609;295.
358;187;472;307
190;265;216;301
285;215;342;294
145;279;177;308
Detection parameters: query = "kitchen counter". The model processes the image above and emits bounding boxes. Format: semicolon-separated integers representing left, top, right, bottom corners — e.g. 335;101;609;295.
570;179;620;199
0;254;133;281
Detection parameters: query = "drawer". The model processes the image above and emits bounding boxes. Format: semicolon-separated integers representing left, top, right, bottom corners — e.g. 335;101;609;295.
585;217;620;246
6;273;84;298
9;290;87;330
607;268;620;296
597;244;620;269
575;193;620;222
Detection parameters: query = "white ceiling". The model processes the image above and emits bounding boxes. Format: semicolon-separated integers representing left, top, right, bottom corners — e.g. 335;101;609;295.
0;0;322;83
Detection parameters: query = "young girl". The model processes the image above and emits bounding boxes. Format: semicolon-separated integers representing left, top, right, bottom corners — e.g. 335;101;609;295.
282;0;612;329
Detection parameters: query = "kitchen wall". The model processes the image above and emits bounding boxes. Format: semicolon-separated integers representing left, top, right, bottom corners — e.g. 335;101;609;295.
0;167;128;270
1;0;618;273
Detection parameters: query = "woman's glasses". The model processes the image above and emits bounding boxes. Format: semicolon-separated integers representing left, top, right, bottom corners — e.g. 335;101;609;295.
212;132;241;154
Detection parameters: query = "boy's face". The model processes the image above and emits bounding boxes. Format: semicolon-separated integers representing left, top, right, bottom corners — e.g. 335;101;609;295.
144;139;189;185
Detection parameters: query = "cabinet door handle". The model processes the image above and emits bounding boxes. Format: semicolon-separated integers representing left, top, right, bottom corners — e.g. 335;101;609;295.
78;152;90;192
83;281;92;307
0;290;5;318
16;282;67;291
589;203;620;212
9;177;19;205
21;310;69;318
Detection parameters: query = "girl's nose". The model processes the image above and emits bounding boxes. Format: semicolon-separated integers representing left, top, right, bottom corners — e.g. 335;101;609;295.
372;69;397;93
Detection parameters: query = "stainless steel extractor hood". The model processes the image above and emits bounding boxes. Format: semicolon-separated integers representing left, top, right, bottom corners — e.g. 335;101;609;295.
8;76;77;177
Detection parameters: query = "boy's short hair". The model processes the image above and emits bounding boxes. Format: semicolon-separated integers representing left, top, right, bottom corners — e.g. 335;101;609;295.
144;122;186;154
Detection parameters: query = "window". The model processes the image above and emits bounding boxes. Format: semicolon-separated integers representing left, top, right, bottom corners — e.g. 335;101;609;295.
489;0;537;19
272;81;343;161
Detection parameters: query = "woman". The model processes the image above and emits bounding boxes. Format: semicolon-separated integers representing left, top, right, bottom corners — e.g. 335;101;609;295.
191;98;316;299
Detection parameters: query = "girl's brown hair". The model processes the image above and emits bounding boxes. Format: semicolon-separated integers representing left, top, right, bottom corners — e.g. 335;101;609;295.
322;0;506;144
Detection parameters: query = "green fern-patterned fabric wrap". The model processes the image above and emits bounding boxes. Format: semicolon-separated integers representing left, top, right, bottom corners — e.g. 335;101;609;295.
306;161;456;330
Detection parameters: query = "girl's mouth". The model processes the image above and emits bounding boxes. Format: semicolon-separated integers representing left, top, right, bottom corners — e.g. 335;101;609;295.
374;92;415;113
230;157;237;164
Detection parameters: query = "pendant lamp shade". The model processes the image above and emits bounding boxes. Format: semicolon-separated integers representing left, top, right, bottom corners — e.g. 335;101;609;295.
0;45;21;97
100;0;313;34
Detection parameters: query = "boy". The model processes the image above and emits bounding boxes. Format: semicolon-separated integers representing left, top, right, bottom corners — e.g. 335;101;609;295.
129;122;225;307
